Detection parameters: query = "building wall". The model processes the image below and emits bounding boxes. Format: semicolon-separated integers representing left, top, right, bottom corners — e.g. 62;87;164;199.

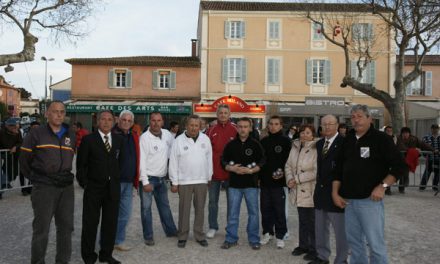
404;64;440;100
200;10;392;109
71;65;201;101
0;78;21;117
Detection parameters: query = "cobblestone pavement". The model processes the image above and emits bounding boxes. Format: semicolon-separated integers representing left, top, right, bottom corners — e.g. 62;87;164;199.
1;182;439;264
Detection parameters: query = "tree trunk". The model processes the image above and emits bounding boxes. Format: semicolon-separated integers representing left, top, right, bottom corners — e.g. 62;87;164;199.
0;33;38;67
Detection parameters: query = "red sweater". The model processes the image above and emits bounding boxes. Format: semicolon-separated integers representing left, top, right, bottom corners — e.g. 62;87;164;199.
207;121;237;181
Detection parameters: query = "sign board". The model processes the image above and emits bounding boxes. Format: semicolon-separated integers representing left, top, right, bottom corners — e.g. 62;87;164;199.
194;96;265;113
66;104;191;114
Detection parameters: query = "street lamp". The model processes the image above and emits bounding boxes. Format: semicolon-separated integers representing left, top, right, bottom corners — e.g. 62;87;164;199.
41;56;54;100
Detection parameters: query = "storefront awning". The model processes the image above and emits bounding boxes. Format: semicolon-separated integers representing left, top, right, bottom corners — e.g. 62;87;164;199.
407;101;440;120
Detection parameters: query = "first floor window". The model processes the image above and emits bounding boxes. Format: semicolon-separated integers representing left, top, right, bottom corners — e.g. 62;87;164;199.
108;69;132;88
222;58;247;84
406;71;432;96
115;70;126;87
306;59;331;85
152;70;176;89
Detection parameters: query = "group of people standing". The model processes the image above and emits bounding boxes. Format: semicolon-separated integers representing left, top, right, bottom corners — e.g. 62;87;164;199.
19;100;411;264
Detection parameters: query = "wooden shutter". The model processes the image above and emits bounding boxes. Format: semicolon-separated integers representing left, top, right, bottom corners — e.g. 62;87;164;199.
222;58;228;83
126;70;132;88
241;58;247;83
240;21;246;38
425;71;432;96
368;61;376;85
306;60;313;85
152;71;158;89
108;69;114;88
170;71;176;89
324;60;332;85
224;21;230;39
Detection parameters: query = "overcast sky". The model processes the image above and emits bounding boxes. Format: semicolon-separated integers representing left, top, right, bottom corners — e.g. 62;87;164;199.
0;0;299;99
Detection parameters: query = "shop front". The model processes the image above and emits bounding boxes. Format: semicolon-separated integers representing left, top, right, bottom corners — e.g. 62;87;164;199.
66;101;192;131
276;97;385;130
194;95;266;129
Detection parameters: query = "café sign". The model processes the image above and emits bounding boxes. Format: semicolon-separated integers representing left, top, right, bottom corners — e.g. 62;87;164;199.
305;97;345;107
66;104;191;114
194;96;265;113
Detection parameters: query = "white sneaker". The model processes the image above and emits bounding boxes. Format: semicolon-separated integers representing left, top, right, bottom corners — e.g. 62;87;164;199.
260;233;273;245
206;229;216;239
276;239;285;249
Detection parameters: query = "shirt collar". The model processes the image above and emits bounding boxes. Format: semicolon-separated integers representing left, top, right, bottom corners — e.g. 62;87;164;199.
325;132;339;147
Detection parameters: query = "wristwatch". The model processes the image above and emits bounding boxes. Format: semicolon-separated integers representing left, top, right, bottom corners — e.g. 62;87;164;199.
381;182;389;188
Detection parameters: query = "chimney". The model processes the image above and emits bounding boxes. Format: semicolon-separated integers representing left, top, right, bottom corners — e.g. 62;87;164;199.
191;39;198;57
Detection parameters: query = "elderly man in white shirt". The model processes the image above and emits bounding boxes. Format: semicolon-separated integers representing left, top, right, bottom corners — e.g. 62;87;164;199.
138;112;178;246
169;115;213;249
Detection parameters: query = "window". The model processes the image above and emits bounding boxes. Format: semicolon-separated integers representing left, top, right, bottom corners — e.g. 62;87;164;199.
406;71;432;96
306;59;331;85
267;58;280;85
152;70;176;89
225;20;246;39
268;21;280;40
352;23;373;41
108;69;132;88
222;58;247;84
312;22;324;41
350;60;376;84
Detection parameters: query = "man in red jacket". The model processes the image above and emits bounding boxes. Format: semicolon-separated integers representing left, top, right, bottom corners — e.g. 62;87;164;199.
73;122;89;149
206;104;237;238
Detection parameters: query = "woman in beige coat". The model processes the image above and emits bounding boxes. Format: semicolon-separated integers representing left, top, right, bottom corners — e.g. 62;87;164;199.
285;124;317;261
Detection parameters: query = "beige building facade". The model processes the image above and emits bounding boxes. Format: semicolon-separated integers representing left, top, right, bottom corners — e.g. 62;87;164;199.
197;1;394;128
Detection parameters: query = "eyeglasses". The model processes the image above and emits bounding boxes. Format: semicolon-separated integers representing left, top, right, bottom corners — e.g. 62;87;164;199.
321;123;337;127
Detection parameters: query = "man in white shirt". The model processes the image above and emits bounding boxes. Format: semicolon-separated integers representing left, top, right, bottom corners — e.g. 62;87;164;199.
139;112;177;246
169;115;213;248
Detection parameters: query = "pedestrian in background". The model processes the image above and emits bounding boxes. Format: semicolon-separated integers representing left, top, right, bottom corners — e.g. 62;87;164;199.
169;115;212;248
420;124;440;191
20;101;75;264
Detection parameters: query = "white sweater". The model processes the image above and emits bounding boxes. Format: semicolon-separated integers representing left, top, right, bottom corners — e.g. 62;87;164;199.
169;132;213;185
139;129;174;185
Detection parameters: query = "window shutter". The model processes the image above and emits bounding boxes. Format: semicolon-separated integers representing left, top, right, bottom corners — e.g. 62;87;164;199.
351;61;357;79
425;71;432;96
269;22;275;39
367;23;374;40
241;58;247;83
306;60;313;85
108;69;114;88
268;59;274;84
368;61;376;85
222;58;228;83
224;21;230;39
152;71;158;88
352;24;359;41
126;70;132;88
324;60;332;85
240;21;246;38
405;71;412;95
170;71;176;89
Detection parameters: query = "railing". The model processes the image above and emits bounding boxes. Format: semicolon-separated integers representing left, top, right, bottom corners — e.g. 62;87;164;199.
0;149;32;193
400;150;439;195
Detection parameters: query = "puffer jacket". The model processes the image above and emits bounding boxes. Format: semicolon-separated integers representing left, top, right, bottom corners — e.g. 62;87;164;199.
285;139;317;208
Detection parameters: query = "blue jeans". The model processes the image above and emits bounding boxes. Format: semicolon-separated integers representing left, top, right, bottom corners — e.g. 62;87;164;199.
208;180;229;230
225;187;260;245
345;198;388;264
115;182;133;245
138;176;177;240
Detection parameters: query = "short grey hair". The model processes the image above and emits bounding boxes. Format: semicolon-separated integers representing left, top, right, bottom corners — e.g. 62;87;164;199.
350;104;371;117
216;104;230;115
186;114;200;124
119;110;134;120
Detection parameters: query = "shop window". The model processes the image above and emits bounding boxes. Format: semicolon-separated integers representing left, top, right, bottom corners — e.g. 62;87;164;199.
152;70;176;89
108;69;132;88
406;71;432;96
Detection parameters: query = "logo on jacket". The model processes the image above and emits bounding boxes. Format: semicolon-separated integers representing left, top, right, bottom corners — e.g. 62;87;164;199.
65;137;71;146
184;146;188;151
274;145;282;153
245;148;253;156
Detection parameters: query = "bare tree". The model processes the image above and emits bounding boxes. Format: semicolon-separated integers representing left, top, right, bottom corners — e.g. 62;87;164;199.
0;0;100;69
305;1;440;131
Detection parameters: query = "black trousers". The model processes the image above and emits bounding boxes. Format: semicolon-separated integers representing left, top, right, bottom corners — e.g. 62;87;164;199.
81;186;119;263
297;207;315;252
260;186;287;239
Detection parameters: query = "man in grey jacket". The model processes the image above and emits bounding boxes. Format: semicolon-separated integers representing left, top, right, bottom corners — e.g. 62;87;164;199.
20;101;75;264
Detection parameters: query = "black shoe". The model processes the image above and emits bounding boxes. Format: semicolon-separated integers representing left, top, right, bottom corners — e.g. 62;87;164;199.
385;188;392;195
144;239;155;246
292;247;309;256
398;187;405;194
22;191;30;196
177;240;186;248
98;256;121;264
433;186;439;192
303;251;317;261
250;243;261;250
221;241;237;249
419;186;426;191
166;233;177;237
308;258;330;264
196;239;208;247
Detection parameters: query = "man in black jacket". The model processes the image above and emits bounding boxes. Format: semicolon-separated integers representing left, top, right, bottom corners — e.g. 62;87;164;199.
77;110;123;264
311;115;348;264
259;115;291;249
20;101;75;264
332;105;407;264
